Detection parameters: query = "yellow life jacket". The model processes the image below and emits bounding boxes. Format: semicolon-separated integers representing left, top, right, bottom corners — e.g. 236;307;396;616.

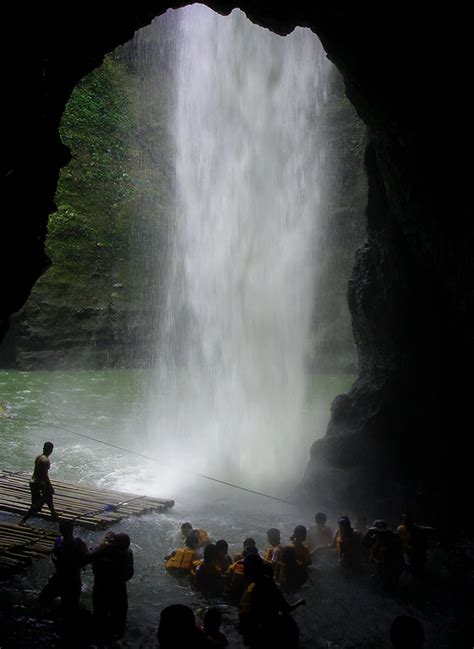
239;582;256;616
165;547;199;572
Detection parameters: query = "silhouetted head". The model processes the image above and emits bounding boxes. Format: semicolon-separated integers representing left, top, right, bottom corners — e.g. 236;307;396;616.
338;516;351;531
243;552;264;580
243;537;257;556
203;543;216;566
43;442;54;456
315;512;327;525
290;525;307;543
186;529;201;550
267;528;281;545
203;607;222;634
59;520;74;539
114;533;131;550
181;522;193;537
390;615;424;649
157;604;196;647
215;539;228;556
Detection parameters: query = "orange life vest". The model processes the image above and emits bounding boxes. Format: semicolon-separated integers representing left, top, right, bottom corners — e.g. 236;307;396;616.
165;547;199;572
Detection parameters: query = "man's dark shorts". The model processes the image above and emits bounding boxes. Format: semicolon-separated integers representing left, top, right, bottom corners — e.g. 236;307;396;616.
29;481;53;510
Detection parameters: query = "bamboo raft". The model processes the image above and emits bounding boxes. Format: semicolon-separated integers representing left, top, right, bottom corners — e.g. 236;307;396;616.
0;522;57;577
0;470;174;530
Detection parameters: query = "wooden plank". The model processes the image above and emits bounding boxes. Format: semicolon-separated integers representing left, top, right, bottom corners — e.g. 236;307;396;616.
0;470;174;530
0;522;57;578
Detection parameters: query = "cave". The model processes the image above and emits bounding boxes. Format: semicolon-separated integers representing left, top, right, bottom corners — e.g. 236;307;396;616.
0;3;462;527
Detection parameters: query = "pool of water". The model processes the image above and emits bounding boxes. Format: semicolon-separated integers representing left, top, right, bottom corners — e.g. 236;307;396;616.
0;370;461;648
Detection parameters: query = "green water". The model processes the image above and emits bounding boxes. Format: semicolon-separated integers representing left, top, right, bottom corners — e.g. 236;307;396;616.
0;369;355;497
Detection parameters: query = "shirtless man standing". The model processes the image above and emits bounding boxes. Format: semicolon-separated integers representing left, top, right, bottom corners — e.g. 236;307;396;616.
19;441;59;525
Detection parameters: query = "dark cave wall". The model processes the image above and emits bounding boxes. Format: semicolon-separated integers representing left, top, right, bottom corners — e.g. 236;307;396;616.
0;3;465;518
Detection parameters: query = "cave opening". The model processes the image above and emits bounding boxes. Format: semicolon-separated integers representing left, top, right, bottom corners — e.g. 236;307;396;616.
0;3;461;648
0;5;367;497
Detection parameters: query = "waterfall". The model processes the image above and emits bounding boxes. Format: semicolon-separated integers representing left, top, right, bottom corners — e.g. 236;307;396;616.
142;5;331;492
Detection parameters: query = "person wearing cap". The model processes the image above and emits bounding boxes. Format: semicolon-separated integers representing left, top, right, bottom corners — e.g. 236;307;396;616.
307;513;333;560
367;520;404;590
333;516;362;573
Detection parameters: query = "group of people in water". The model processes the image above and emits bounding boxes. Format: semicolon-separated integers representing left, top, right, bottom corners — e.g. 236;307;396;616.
17;442;430;647
159;511;431;647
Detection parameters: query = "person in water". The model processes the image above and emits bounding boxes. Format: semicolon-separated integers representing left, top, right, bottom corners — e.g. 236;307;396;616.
86;531;134;638
214;539;233;574
181;522;210;547
165;529;202;573
334;516;362;573
277;546;309;592
263;528;284;574
194;544;224;594
19;441;59;525
290;525;312;570
39;520;89;613
307;513;333;560
239;553;305;649
397;512;431;577
203;607;229;647
366;520;404;591
157;604;218;648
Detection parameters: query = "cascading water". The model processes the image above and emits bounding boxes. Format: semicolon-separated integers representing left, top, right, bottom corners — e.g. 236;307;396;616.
143;5;332;493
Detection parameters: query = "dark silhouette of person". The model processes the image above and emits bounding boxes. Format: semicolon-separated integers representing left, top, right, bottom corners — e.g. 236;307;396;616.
239;553;305;649
334;516;362;574
19;441;59;525
203;607;229;647
366;520;404;591
278;546;308;592
397;512;431;577
194;543;224;594
86;531;134;638
39;520;89;612
214;539;233;574
157;604;219;648
390;615;424;649
227;543;259;601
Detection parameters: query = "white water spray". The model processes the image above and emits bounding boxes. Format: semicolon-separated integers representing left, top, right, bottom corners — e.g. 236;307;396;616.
144;6;331;492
